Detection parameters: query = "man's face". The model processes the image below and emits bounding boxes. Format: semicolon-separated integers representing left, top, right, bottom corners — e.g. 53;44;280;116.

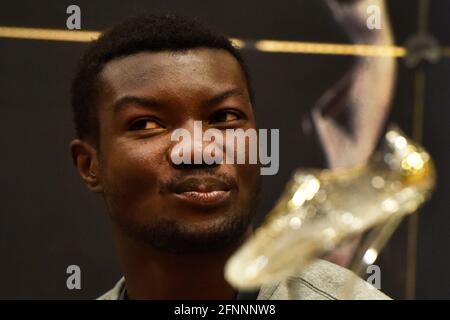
94;48;260;253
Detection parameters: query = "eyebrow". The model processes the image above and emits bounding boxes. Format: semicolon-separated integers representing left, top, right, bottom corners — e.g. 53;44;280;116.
113;96;163;114
203;88;248;107
112;88;248;114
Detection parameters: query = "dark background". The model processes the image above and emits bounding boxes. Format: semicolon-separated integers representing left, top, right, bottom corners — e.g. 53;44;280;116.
0;0;448;299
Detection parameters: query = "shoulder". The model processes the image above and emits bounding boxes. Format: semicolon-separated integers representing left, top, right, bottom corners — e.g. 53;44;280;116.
258;259;390;300
97;277;126;300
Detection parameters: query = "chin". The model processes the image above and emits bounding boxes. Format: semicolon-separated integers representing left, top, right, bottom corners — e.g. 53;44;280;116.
121;209;253;253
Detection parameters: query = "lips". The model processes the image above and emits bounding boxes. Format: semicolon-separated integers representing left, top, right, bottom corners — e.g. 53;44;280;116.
171;177;234;207
172;177;231;193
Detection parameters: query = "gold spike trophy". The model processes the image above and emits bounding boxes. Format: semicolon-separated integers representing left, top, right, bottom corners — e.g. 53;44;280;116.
225;128;435;299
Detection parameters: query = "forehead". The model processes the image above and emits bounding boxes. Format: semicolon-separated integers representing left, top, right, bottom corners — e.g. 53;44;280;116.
99;48;249;101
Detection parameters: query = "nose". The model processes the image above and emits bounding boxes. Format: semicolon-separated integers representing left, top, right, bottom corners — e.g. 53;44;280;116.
167;120;222;169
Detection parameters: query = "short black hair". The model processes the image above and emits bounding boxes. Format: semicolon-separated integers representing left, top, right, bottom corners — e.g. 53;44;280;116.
71;14;254;143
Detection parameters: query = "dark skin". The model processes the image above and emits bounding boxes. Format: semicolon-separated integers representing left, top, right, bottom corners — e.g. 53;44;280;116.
70;48;261;299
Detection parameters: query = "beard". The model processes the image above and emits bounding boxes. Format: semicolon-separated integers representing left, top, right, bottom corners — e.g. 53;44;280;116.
126;206;256;254
111;178;261;254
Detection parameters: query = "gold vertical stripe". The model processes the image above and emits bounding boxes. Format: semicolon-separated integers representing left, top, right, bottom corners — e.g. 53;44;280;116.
405;68;426;300
405;214;419;300
418;0;430;34
405;0;430;299
413;69;426;142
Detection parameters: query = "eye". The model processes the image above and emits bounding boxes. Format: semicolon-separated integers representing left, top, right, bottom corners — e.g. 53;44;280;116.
210;110;242;124
128;118;163;131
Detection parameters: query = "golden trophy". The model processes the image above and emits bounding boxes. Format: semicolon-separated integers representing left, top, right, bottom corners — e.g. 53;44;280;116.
225;127;435;298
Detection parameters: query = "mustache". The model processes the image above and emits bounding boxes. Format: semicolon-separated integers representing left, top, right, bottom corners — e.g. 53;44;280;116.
159;169;238;194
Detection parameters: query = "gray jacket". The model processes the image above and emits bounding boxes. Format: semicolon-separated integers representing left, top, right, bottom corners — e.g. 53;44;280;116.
97;259;390;300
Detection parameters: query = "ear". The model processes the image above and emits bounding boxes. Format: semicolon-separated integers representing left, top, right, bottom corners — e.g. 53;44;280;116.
70;139;103;193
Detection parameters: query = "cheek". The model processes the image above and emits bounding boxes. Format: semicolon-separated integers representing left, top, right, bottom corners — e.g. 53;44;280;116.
236;163;261;199
101;140;167;210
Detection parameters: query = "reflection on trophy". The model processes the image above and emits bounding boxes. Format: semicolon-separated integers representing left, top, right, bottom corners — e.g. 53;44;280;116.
225;127;435;298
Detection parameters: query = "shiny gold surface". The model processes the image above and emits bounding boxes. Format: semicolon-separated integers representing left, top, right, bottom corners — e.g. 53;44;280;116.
225;126;435;292
255;40;405;57
0;26;100;42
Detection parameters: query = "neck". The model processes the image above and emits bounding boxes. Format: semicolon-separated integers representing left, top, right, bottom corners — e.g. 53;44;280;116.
112;226;251;300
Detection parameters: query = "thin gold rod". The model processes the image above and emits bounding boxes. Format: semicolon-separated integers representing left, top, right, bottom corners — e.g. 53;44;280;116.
405;0;430;300
413;69;426;143
0;26;407;57
255;40;405;57
405;68;426;300
418;0;430;34
0;26;100;42
405;212;419;299
0;26;245;48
